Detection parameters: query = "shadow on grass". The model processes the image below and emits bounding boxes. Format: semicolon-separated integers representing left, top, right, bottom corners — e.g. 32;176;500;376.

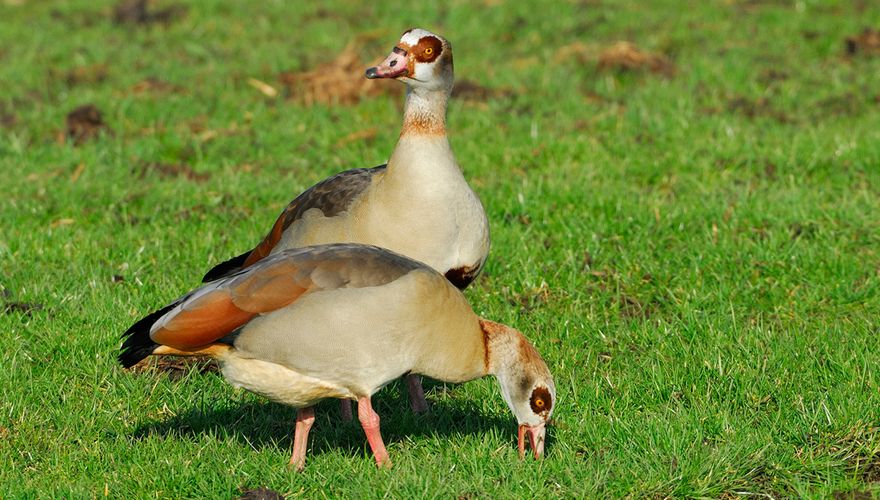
127;379;520;460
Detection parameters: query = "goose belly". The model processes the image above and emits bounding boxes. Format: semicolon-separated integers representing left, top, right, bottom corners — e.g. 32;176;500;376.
221;353;354;407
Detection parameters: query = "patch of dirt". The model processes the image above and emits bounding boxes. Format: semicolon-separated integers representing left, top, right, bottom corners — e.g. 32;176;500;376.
113;0;186;26
3;301;44;316
845;28;880;57
238;487;285;500
129;356;219;381
278;39;393;106
597;41;675;77
65;104;111;145
135;162;210;183
451;79;514;102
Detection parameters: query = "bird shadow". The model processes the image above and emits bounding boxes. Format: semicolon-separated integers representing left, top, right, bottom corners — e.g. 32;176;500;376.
126;379;520;460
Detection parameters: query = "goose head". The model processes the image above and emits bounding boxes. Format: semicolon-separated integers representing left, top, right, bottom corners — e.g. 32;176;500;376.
480;319;556;459
510;372;556;460
365;28;453;94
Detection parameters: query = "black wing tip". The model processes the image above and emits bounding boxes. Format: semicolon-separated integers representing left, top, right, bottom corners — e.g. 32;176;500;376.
118;301;178;368
202;250;251;282
118;345;157;369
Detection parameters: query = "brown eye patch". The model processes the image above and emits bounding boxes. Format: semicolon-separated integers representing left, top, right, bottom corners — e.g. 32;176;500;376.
414;36;442;63
530;386;553;416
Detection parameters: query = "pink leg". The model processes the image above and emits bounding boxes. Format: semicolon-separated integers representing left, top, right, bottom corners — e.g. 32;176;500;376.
405;374;429;413
289;406;315;471
357;396;391;468
339;399;353;422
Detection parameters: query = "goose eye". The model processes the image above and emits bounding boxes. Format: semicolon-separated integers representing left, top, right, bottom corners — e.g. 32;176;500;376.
425;47;433;56
529;386;553;414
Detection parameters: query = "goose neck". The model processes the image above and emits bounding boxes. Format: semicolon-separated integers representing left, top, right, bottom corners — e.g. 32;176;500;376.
400;87;449;137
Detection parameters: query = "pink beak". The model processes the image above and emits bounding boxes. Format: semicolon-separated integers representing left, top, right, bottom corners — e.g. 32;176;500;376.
365;49;408;79
518;423;546;459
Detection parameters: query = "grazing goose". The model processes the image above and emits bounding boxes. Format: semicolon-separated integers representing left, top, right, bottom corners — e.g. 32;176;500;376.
200;28;490;415
120;244;555;469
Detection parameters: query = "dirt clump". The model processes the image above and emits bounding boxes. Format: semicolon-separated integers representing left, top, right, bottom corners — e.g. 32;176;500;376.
845;28;880;57
279;40;393;106
238;487;285;500
598;41;675;77
66;104;111;145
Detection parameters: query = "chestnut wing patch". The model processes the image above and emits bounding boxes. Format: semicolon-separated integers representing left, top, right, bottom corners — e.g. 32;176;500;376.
152;245;425;351
152;258;314;349
151;289;256;349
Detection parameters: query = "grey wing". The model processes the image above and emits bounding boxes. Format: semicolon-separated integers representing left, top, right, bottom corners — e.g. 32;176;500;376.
202;165;387;282
283;165;387;227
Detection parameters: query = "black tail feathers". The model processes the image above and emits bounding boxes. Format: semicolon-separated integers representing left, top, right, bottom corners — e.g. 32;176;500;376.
202;250;251;282
118;302;178;368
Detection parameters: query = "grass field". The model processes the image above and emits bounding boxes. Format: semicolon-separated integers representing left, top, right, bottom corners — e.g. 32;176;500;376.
2;0;880;497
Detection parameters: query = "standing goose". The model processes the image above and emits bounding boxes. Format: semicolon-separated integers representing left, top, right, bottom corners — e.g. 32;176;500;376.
120;244;555;470
201;28;489;414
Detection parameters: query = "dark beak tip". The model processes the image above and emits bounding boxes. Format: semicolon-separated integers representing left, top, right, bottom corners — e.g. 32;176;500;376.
365;67;379;79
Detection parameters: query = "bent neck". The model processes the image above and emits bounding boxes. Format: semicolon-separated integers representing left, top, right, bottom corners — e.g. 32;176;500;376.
481;320;520;378
400;86;449;137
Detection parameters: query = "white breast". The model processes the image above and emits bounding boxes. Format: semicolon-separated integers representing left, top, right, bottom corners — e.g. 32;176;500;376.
271;136;489;276
358;136;489;272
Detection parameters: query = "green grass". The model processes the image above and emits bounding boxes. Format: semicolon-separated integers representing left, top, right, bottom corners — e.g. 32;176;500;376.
2;0;880;497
